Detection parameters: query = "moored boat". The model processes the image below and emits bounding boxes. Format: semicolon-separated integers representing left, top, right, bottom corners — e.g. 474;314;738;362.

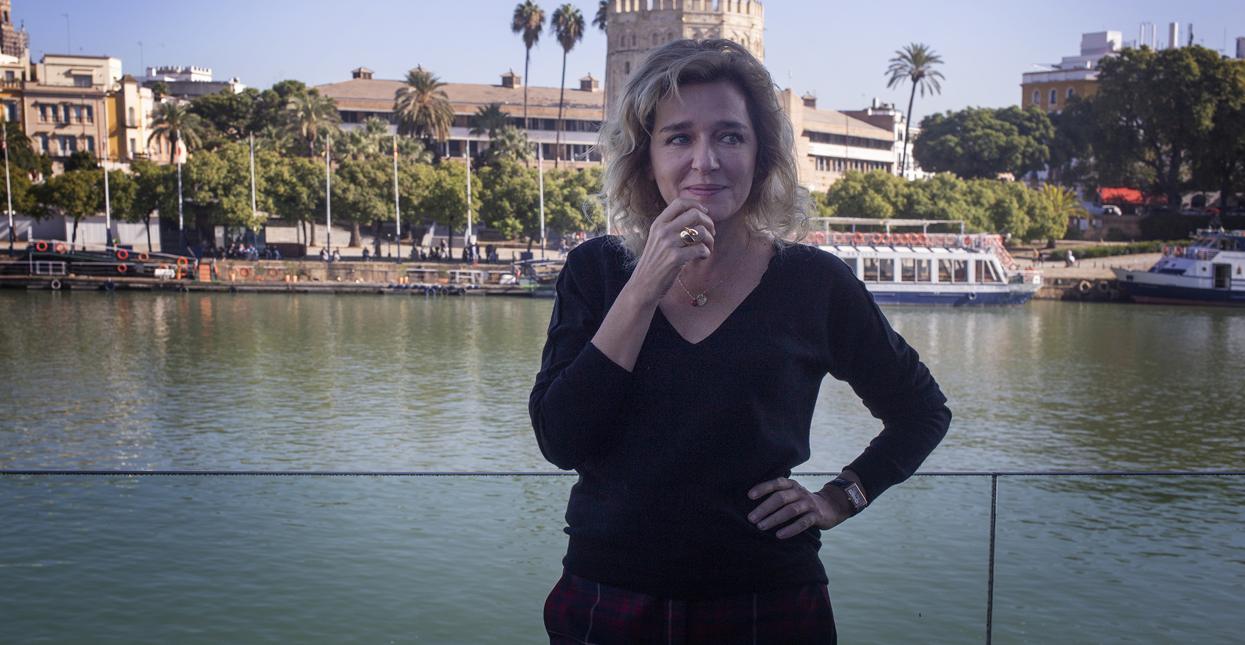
810;218;1041;306
1113;229;1245;306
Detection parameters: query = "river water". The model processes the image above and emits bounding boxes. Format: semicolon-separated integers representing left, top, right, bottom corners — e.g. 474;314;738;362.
1;291;1242;643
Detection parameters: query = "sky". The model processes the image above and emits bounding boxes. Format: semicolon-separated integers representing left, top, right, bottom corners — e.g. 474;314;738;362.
15;0;1245;122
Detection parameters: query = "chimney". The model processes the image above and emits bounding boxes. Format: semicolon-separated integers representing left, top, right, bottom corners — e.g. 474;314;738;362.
801;92;816;109
501;69;522;89
579;73;599;92
1168;22;1179;50
351;67;373;80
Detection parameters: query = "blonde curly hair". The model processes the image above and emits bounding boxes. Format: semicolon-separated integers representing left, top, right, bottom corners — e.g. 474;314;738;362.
599;39;810;258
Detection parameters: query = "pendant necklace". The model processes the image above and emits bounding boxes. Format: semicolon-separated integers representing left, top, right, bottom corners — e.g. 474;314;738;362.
675;238;750;307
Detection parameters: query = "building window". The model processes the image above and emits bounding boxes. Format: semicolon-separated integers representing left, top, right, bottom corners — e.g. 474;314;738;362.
3;70;13;82
39;134;49;153
4;101;15;122
60;136;77;155
73;74;92;88
85;136;95;152
1032;90;1040;105
38;104;48;122
85;106;94;123
129;137;136;156
128;107;136;126
1067;88;1075;99
1049;89;1057;106
624;61;630;74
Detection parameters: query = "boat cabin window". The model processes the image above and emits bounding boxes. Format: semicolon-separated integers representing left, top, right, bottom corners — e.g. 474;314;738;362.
901;258;933;282
938;259;968;283
862;257;895;282
975;259;1002;283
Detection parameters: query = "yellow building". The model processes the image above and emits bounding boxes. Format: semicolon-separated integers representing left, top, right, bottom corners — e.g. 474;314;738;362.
1021;31;1121;113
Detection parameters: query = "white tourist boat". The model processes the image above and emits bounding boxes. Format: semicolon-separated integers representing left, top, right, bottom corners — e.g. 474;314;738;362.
810;218;1042;306
1112;229;1245;306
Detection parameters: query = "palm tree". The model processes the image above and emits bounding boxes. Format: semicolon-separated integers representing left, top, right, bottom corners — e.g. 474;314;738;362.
886;43;945;177
146;102;204;164
285;91;341;157
592;0;607;32
511;1;545;132
484;125;533;165
470;103;510;140
394;66;454;150
551;4;585;168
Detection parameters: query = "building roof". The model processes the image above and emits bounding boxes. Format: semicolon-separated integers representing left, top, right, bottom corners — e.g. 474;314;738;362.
801;107;893;141
316;77;605;121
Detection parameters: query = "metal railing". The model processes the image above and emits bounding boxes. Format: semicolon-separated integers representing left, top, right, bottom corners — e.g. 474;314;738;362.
4;468;1243;643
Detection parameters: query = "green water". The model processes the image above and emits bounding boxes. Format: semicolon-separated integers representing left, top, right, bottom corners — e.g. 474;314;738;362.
1;292;1243;643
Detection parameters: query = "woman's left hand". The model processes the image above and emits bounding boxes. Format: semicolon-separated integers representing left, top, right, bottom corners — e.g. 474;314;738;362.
747;477;849;539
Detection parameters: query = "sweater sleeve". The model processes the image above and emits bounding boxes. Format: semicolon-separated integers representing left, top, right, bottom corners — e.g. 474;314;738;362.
827;264;951;502
529;244;635;470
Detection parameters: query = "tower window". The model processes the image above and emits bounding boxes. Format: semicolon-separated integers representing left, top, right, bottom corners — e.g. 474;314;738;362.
1049;89;1057;106
1032;90;1039;105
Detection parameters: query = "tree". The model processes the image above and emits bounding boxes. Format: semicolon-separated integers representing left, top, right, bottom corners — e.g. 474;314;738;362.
1192;57;1245;211
186;142;271;232
885;43;944;177
821;170;906;218
190;88;260;145
285;91;341;157
914;107;1054;179
511;1;545;132
130;160;177;252
334;157;391;247
1048;97;1098;187
470;103;510;140
148;101;205;164
63;150;99;173
416;161;468;253
251;80;309;133
551;4;585;168
546;166;604;233
2;121;52;179
394;66;454;150
268;155;324;249
1089;45;1227;208
592;0;607;32
1031;184;1085;242
478;158;540;239
36;170;101;248
482;125;533;166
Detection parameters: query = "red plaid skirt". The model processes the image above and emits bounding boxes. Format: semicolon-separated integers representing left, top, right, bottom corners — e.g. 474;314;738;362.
543;571;836;644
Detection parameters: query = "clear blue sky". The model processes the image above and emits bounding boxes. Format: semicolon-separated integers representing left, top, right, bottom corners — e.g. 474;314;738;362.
16;0;1245;122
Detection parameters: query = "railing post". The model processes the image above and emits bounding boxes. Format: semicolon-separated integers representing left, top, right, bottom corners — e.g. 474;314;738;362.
986;473;997;644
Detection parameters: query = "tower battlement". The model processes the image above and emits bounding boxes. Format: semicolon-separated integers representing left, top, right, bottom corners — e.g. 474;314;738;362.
611;0;762;19
604;0;764;116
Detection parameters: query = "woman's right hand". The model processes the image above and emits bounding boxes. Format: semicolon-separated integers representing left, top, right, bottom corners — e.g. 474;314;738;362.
625;198;717;306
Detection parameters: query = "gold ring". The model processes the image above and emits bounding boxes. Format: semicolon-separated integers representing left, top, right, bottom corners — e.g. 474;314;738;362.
679;227;701;247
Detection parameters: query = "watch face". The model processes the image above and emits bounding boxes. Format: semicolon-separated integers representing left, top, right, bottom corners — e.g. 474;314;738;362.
844;485;866;508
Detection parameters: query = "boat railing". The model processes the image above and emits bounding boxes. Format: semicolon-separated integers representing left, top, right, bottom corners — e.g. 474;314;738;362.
3;468;1240;643
810;231;1023;273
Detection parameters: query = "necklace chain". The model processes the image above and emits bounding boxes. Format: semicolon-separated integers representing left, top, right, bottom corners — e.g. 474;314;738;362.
674;238;751;307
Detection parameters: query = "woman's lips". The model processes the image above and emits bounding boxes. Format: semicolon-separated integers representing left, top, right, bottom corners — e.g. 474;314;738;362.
684;185;726;197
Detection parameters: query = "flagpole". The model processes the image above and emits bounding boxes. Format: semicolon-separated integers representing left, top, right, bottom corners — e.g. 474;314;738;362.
3;119;13;253
537;142;545;260
176;132;185;254
102;94;112;248
324;135;332;255
465;145;472;264
392;135;401;262
249;133;257;225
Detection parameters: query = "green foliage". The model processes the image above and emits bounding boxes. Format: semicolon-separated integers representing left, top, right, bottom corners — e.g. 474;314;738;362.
1081;46;1235;206
470;103;510;139
186;142;273;231
477;158;540;239
3;122;52;178
267;156;324;225
415;160;468;233
285;91;341;157
334;157;393;230
36;170;101;220
0;167;36;215
148;102;206;163
914;106;1054;179
63;150;99;172
821;171;1080;241
885;42;945;175
482;126;532;165
394;67;453;146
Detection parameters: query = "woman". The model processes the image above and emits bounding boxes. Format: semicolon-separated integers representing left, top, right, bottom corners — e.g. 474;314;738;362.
530;39;950;643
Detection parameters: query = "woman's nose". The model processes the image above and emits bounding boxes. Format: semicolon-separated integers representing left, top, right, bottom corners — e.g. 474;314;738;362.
690;140;719;172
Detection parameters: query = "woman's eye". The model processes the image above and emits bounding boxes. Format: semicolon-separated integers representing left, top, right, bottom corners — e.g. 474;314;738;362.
721;133;744;144
666;134;690;145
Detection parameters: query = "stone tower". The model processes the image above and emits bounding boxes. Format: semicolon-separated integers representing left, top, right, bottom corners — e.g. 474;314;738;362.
0;0;28;59
605;0;764;117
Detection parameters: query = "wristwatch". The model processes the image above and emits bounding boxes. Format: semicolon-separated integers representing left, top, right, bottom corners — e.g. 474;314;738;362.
828;477;869;516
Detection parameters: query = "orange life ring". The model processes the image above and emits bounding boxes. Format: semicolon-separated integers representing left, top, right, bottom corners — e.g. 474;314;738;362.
176;257;189;267
810;231;827;245
962;236;972;246
116;249;130;261
266;267;281;278
35;240;48;252
54;242;67;254
116;264;128;274
872;233;884;244
917;233;928;245
852;232;864;244
238;267;252;279
138;252;150;262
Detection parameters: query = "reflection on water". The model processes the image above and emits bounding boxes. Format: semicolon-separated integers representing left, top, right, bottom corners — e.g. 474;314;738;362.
2;292;1244;641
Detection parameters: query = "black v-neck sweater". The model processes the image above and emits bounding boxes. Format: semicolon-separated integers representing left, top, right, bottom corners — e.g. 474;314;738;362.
530;236;950;599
